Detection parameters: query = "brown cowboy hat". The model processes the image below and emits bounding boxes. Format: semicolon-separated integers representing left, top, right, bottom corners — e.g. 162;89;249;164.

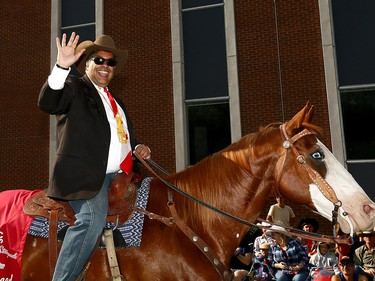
75;35;128;75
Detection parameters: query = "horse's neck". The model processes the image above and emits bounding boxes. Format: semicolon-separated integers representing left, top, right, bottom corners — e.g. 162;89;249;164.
168;161;274;262
149;136;280;263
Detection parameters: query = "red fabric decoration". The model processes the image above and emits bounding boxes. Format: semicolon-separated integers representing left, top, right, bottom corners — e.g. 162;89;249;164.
0;189;42;280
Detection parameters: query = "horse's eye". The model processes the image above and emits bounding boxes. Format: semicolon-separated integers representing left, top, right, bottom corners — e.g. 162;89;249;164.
311;151;324;160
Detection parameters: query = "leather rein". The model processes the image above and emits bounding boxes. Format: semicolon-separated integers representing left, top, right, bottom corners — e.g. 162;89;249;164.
133;125;353;280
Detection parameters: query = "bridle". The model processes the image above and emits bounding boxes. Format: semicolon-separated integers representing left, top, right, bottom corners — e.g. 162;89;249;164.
276;124;354;237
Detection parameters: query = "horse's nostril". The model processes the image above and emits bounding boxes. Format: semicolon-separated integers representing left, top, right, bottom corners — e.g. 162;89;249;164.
363;204;374;214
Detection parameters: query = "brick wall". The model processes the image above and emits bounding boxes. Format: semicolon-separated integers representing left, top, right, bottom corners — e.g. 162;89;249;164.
234;0;331;146
0;0;51;191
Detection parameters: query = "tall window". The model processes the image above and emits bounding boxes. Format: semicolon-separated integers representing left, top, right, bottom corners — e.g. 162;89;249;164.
61;0;96;75
332;0;375;200
182;0;231;165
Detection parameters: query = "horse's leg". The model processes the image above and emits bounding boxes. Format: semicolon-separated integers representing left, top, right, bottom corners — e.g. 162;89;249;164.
22;235;52;281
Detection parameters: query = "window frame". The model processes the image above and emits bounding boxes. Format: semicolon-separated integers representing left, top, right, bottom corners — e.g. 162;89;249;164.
170;0;241;171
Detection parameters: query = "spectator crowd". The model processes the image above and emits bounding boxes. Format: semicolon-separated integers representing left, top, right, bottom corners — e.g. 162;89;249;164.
230;196;375;281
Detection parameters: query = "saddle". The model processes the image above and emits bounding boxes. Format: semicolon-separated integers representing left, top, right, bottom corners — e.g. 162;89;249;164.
23;172;141;280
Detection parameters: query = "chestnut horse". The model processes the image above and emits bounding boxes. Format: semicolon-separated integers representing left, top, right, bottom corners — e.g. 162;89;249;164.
19;105;375;280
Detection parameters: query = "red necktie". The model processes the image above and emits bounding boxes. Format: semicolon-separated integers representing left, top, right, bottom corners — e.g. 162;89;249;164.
104;87;118;117
104;87;133;174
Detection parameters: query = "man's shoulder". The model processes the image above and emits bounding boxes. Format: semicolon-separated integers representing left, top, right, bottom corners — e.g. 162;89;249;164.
65;74;80;83
355;244;367;253
354;245;368;260
65;74;90;85
66;75;96;93
62;75;81;89
268;204;276;210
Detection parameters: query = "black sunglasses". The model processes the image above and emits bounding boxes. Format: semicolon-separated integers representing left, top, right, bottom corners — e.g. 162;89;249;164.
91;57;117;67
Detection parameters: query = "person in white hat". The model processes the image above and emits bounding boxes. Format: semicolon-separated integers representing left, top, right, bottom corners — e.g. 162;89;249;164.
266;225;309;281
38;32;151;281
254;221;274;259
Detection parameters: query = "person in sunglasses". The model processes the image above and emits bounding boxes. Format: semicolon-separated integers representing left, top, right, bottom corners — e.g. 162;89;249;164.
38;32;151;281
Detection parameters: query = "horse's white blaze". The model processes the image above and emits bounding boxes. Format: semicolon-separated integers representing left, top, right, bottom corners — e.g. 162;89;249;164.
309;141;375;234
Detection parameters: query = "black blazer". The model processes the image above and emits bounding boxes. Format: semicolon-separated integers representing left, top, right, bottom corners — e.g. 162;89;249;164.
38;75;138;200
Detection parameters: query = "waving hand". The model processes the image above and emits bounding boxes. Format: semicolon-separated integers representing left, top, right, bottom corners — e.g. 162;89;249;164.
56;32;85;69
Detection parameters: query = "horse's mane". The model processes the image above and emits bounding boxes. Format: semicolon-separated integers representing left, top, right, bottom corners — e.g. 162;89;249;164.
167;123;278;226
166;120;321;227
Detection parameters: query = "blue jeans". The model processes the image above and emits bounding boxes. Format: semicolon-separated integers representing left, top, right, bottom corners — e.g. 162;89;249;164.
52;173;115;281
275;270;309;281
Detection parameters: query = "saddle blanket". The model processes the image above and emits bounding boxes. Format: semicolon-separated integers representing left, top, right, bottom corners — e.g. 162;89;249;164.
28;177;152;247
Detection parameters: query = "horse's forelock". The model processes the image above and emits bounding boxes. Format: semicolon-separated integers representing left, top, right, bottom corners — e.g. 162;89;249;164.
301;121;322;134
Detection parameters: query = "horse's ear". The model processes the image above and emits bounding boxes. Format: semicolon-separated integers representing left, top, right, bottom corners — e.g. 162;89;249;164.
304;103;315;124
284;103;311;135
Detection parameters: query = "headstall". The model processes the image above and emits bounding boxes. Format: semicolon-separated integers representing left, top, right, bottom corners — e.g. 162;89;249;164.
278;124;354;237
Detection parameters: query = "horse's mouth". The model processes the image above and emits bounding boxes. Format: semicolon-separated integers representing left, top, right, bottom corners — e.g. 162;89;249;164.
338;202;375;235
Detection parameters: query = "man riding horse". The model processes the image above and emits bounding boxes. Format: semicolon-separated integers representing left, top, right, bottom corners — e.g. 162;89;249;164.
38;32;151;281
